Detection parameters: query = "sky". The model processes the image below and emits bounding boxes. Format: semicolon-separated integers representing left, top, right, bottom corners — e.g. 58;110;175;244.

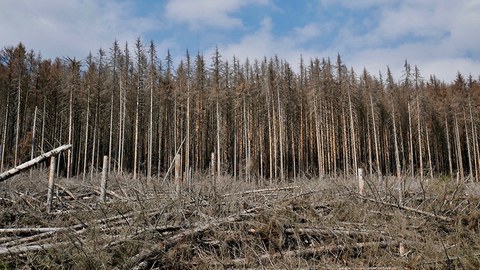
1;0;479;82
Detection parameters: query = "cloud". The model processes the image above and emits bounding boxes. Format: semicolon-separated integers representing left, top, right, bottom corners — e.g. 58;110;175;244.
165;0;270;30
0;0;159;59
218;17;331;69
317;0;480;81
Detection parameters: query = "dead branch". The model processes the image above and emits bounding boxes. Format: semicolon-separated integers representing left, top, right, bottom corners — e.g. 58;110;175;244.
222;186;300;197
359;195;453;222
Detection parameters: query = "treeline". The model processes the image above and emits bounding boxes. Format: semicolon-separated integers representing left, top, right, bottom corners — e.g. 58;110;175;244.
0;40;479;183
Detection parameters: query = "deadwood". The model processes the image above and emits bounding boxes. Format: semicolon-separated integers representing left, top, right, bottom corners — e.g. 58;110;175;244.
0;145;72;182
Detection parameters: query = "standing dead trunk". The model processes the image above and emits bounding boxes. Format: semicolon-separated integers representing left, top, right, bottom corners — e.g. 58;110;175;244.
14;74;22;166
408;102;414;178
445;114;453;177
417;97;423;182
425;125;433;180
370;93;381;178
67;85;73;180
82;87;90;182
277;84;285;182
29;107;37;178
348;88;358;176
464;110;473;180
216;101;221;178
1;95;9;172
314;99;323;179
392;99;402;205
454;115;464;183
47;156;56;213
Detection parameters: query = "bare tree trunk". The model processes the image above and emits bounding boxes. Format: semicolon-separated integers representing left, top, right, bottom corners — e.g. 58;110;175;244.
454;115;464;183
108;82;114;175
1;96;9;172
147;73;153;183
370;93;380;178
464;110;473;180
82;87;90;182
133;84;140;180
29;107;37;178
157;110;163;179
408;102;414;178
41;97;46;155
425;125;433;180
267;90;273;184
445;114;453;177
90;105;98;180
469;101;478;182
314;99;323;179
277;85;285;182
342;106;349;176
14;75;22;166
348;89;358;176
216;101;221;178
185;86;190;187
47;156;56;213
392;99;402;205
67;86;73;179
417;97;423;182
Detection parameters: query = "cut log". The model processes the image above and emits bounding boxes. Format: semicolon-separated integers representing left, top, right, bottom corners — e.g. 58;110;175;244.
0;144;72;182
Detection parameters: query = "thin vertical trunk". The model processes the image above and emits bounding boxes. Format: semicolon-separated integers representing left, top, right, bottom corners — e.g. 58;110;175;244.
454;115;464;182
157;110;163;179
133;84;140;179
348;88;357;176
417;97;423;181
1;96;9;172
147;73;153;182
67;86;73;179
367;111;373;175
291;122;296;181
267;90;273;184
464;110;473;179
342;106;349;176
277;86;285;182
243;96;249;183
41;97;46;154
90;105;98;180
445;114;453;177
392;100;402;204
408;102;414;178
14;76;22;166
425;125;433;180
108;82;114;175
469;101;478;182
370;94;381;177
185;86;190;186
314;99;323;179
83;88;90;182
29;107;37;178
216;101;221;178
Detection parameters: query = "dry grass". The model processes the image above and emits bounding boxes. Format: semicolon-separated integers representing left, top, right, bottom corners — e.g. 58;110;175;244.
1;171;480;269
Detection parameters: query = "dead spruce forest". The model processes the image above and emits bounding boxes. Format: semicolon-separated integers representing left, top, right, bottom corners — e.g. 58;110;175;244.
1;41;480;269
1;41;480;181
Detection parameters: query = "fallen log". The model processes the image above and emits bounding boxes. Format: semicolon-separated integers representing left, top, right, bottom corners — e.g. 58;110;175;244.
0;145;72;182
359;195;453;222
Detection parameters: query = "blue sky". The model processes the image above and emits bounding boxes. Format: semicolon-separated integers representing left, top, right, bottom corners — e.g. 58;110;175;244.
1;0;479;82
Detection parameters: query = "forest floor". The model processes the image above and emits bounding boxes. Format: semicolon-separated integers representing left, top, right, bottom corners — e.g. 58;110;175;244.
1;170;480;269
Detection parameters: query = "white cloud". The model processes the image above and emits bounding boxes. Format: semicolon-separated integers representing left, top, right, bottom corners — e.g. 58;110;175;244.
318;0;480;82
218;18;332;69
0;0;158;59
165;0;270;29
